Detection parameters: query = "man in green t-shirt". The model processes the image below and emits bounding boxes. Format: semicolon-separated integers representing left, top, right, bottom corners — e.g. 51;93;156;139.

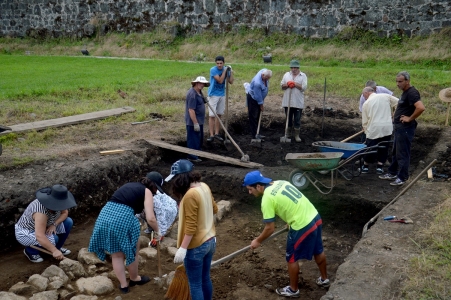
243;170;330;298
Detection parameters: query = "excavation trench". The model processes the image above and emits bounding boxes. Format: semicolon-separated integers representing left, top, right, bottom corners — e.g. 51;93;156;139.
0;112;444;299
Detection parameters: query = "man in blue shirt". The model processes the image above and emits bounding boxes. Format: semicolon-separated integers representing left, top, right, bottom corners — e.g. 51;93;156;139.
207;56;234;142
247;69;272;139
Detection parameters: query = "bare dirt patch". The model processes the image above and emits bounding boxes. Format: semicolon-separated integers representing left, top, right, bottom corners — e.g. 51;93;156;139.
0;95;449;299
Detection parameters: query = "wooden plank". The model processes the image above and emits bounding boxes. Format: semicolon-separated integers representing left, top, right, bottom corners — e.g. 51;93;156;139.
146;139;263;169
100;149;127;155
0;106;136;135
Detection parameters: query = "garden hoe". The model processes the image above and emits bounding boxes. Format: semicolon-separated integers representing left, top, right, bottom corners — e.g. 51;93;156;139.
280;88;292;143
204;99;250;162
251;113;262;145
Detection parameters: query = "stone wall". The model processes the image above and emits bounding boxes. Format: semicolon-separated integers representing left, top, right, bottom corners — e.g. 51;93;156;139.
1;0;450;39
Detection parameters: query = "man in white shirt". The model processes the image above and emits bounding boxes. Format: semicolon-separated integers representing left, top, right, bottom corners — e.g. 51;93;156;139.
361;87;399;174
359;80;393;112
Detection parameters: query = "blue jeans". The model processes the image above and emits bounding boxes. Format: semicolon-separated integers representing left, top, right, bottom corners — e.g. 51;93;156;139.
186;124;203;160
26;217;73;255
184;238;216;300
387;125;416;181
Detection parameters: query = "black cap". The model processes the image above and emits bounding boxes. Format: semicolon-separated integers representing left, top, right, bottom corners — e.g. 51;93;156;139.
146;172;165;194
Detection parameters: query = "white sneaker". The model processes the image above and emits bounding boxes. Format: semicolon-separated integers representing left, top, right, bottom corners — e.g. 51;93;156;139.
60;247;71;255
316;277;330;287
275;286;300;298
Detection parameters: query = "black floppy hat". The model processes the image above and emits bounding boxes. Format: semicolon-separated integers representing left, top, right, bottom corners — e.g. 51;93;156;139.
146;171;165;194
36;185;77;211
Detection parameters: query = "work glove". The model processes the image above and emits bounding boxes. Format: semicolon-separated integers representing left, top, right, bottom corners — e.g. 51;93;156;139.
287;81;295;89
194;124;200;132
174;247;187;263
150;231;163;248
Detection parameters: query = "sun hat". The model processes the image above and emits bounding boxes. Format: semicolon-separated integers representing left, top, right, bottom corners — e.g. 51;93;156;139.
165;159;194;182
146;171;165;193
191;76;210;87
289;60;300;68
242;170;272;186
36;184;77;211
439;88;451;103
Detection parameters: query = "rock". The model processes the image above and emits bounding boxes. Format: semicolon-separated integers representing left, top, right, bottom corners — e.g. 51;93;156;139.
26;274;49;292
138;255;146;270
75;276;114;295
167;246;178;256
320;293;335;300
138;235;150;249
78;248;105;265
139;247;157;258
160;237;177;250
41;265;69;284
0;292;27;299
8;282;36;295
215;200;232;221
48;279;64;290
29;290;59;300
167;221;178;240
166;270;175;286
70;296;99;300
59;289;76;300
59;257;86;279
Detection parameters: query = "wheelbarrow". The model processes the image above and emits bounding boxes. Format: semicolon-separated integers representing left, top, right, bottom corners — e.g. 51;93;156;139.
312;140;392;179
285;144;382;194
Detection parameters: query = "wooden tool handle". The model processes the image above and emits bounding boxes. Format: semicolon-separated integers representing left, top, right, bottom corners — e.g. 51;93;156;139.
30;245;53;255
340;130;364;143
211;227;288;267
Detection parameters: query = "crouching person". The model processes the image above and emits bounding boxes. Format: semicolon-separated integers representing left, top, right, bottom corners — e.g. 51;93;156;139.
15;184;77;263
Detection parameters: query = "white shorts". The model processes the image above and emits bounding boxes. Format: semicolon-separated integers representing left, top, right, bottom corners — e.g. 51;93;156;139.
208;96;225;116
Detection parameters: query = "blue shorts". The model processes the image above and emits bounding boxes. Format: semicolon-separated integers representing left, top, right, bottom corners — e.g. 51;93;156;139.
286;214;324;263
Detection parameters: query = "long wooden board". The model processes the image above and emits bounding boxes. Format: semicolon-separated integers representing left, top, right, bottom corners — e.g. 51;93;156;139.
0;106;135;136
146;139;263;169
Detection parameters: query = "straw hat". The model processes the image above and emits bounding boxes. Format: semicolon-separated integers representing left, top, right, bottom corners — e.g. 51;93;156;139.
439;88;451;103
191;76;210;87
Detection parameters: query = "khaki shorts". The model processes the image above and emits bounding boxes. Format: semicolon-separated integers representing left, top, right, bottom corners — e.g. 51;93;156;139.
208;96;225;116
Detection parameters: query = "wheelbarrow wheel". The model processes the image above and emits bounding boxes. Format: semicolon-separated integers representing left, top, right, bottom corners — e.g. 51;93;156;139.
289;169;310;190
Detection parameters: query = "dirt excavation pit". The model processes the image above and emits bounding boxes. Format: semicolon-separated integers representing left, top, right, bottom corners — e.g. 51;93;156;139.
1;107;449;299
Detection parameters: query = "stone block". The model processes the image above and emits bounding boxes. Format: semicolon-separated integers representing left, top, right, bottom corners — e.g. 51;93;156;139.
29;290;58;300
77;248;105;265
75;276;114;295
41;265;69;284
8;282;37;295
59;257;86;279
26;274;48;292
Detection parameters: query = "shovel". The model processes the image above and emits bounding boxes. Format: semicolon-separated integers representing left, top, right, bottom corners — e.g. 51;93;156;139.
204;100;250;162
251;113;262;144
223;79;232;148
280;89;292;143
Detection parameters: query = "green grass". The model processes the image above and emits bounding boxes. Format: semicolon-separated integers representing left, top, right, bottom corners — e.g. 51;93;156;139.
0;54;449;126
402;197;451;299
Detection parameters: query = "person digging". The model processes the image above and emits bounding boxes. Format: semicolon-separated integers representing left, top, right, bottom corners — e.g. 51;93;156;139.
243;171;330;298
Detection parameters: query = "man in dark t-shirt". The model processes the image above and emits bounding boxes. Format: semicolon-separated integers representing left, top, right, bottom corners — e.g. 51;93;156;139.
379;71;425;186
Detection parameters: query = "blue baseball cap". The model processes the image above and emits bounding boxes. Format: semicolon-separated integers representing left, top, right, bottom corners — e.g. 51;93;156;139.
242;171;272;186
165;159;194;182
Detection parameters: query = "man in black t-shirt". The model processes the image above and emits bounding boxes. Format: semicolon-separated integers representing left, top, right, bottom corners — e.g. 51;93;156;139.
379;71;425;186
